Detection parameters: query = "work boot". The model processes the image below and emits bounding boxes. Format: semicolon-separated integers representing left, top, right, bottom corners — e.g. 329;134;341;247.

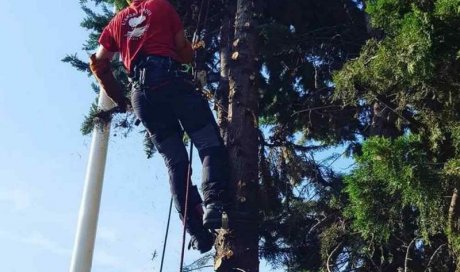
182;197;215;253
203;202;255;230
203;202;226;229
188;228;214;253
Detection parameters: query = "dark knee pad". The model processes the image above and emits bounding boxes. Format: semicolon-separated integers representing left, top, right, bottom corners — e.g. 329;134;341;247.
188;123;229;204
156;133;188;169
189;123;223;154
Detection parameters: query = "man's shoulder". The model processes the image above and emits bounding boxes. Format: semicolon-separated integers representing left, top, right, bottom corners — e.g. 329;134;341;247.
116;6;134;17
112;0;173;20
111;5;138;24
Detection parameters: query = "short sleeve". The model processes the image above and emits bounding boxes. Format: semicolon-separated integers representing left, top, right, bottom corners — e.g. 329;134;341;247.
99;24;118;52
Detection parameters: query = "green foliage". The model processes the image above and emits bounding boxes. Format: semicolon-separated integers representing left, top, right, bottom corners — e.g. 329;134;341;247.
334;9;435;104
80;101;102;135
106;0;129;11
258;0;368;144
435;0;460;18
331;0;460;270
345;136;444;242
319;222;345;263
62;54;90;74
80;0;128;12
67;0;460;270
142;131;156;159
334;0;460;142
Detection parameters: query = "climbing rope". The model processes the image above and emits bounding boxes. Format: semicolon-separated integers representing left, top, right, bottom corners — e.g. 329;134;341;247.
159;197;173;272
190;0;231;117
177;3;213;270
180;141;194;272
158;1;213;270
158;142;194;272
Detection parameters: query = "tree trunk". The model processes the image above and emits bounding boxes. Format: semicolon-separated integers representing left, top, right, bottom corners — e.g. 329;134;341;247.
215;0;260;271
370;102;399;139
215;1;234;142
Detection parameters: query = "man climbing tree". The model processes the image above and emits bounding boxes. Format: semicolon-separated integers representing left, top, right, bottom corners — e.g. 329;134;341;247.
89;0;233;253
68;0;373;270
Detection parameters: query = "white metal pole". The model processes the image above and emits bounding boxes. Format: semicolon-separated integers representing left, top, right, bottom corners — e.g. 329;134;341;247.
69;88;116;272
69;5;120;270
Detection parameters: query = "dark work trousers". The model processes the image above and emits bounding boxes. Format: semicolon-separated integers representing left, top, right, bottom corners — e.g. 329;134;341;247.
130;57;229;230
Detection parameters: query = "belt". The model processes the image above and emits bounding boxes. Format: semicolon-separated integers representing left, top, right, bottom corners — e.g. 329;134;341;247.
136;55;180;70
130;55;181;82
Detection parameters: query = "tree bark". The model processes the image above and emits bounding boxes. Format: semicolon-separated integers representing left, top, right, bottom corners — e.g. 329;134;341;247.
370;102;399;139
215;0;260;271
448;188;459;233
215;1;234;142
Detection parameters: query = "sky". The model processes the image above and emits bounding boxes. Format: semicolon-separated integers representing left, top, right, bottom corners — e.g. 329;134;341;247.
0;0;211;271
0;1;353;271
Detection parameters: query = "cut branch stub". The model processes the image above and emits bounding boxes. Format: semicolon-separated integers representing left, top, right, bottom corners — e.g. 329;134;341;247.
214;229;236;271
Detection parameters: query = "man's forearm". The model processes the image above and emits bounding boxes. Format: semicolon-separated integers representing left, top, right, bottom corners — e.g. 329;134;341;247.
89;54;128;111
177;40;194;64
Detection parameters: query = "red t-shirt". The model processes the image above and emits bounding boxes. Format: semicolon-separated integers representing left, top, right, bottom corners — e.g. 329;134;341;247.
99;0;183;72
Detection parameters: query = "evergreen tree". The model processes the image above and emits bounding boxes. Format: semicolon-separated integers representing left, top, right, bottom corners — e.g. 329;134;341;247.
65;0;403;271
334;0;460;270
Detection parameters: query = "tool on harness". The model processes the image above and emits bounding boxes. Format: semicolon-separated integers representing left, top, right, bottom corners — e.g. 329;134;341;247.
189;0;214;104
130;55;191;89
221;212;229;230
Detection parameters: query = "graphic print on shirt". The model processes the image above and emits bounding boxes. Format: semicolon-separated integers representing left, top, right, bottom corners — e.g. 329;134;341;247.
122;9;153;40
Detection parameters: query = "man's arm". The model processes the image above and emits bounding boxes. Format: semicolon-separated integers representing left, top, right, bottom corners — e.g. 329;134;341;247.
175;30;194;64
89;46;129;111
95;45;115;61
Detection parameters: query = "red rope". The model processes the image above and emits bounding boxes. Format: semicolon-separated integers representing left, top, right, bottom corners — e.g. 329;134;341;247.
180;0;208;269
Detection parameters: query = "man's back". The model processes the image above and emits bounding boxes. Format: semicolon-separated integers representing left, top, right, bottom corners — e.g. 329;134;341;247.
99;0;183;71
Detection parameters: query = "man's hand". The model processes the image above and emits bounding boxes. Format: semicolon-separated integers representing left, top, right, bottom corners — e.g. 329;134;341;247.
94;98;131;121
117;97;132;113
90;46;128;109
192;40;205;50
